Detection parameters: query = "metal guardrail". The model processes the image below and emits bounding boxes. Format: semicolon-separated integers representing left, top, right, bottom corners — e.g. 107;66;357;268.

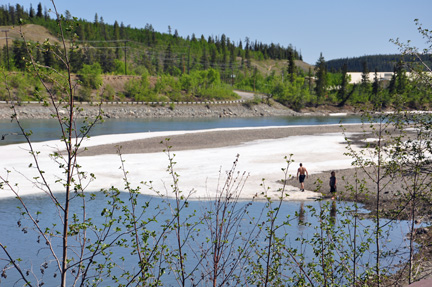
0;100;246;105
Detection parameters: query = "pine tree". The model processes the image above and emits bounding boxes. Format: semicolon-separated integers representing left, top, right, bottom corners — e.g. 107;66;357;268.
395;61;407;94
36;3;43;18
245;37;251;69
12;40;27;70
65;10;72;21
371;68;381;106
113;21;120;40
43;6;49;20
35;46;43;64
314;52;327;105
29;4;35;18
15;4;24;22
93;13;98;26
201;45;209;70
43;44;56;69
338;63;348;102
100;16;108;40
98;48;115;73
361;61;369;84
210;46;217;68
229;44;235;67
372;68;380;98
388;67;397;95
8;5;16;25
229;44;235;85
361;61;370;94
308;67;313;93
287;50;295;83
163;43;173;73
69;48;84;73
120;22;126;39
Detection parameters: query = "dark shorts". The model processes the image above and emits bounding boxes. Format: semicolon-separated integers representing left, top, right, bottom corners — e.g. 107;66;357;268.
330;186;337;193
299;174;306;183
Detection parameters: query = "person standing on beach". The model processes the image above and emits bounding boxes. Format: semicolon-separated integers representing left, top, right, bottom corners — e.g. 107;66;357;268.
297;163;308;191
329;171;337;199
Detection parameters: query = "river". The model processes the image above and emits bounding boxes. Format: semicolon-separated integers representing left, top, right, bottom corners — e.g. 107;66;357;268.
0;192;414;286
0;115;361;145
0;115;417;285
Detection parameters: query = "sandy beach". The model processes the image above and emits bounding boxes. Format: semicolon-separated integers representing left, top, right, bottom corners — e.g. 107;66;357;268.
0;123;373;201
75;123;406;205
78;123;366;156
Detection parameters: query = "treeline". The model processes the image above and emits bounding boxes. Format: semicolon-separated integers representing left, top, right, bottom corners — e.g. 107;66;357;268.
235;53;432;111
0;2;303;68
326;54;432;72
1;3;432;111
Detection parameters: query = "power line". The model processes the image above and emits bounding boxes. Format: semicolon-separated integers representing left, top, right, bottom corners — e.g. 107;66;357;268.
75;39;127;43
1;29;10;70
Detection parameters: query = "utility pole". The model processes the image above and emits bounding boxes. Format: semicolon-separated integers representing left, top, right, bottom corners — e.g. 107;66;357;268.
182;54;185;74
124;40;127;75
2;29;10;71
231;65;234;86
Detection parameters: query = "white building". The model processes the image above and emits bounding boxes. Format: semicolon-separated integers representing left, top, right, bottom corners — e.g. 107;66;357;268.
347;72;394;84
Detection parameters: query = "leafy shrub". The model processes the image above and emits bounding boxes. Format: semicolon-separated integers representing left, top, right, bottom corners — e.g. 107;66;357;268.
78;63;103;89
124;72;153;101
114;59;126;75
102;84;116;101
77;86;93;102
196;86;238;101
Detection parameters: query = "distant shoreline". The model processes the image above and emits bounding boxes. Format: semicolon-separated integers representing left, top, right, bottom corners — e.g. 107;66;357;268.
0;102;358;120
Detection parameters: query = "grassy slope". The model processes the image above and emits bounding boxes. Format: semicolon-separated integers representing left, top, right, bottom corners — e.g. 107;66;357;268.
0;24;60;47
0;24;314;100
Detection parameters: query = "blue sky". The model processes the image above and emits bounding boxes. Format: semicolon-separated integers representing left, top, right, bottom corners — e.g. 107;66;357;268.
5;0;432;64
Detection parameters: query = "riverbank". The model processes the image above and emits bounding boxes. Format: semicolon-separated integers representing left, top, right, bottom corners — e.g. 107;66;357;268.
0;101;358;120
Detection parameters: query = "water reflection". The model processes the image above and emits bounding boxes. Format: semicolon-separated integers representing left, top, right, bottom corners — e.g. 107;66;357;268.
330;199;337;220
0;193;411;285
298;201;306;225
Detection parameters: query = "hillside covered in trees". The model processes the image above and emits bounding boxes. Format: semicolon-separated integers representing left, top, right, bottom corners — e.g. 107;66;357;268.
0;2;303;74
1;2;431;110
326;54;432;72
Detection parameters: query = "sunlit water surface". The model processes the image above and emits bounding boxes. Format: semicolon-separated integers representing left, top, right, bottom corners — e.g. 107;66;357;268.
0;192;415;286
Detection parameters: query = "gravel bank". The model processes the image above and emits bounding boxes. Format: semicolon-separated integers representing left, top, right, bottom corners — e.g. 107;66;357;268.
0;101;358;120
0;102;299;120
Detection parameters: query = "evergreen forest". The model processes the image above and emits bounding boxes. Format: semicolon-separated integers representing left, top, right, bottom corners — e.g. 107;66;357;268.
1;2;432;110
326;54;432;73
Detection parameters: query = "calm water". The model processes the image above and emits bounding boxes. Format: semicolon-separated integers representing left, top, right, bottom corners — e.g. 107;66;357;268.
0;115;361;145
0;192;413;286
4;115;410;285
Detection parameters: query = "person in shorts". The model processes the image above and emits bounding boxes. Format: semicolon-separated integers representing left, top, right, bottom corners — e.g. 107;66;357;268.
297;163;308;191
329;171;337;199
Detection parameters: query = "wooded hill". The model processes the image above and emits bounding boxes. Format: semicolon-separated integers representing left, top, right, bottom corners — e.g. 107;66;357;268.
0;2;305;76
1;2;431;111
326;54;432;72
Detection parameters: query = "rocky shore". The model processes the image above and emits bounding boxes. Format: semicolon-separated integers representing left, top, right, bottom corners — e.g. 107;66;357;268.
0;101;357;120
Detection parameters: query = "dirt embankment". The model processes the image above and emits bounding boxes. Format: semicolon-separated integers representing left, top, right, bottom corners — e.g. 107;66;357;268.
0;101;300;120
0;96;360;120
